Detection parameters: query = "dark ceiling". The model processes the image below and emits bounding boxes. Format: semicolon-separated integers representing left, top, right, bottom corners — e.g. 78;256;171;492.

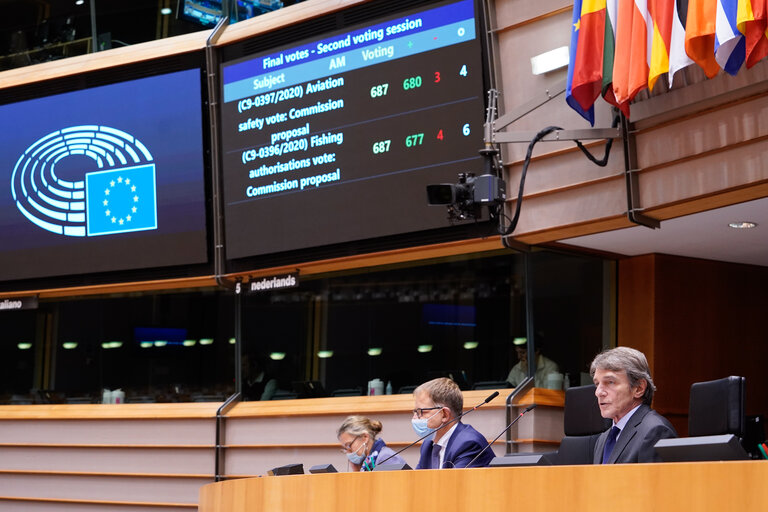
1;0;167;53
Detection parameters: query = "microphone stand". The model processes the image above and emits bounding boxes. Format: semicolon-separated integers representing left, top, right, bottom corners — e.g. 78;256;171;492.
463;404;537;468
375;391;500;467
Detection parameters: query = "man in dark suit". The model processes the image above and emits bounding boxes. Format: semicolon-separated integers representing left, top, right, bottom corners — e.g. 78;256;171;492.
412;377;494;469
590;347;677;464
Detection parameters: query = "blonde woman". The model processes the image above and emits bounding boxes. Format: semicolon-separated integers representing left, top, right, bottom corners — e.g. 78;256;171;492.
337;415;405;471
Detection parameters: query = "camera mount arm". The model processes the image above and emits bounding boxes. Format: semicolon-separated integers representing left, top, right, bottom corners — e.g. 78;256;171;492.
483;84;659;230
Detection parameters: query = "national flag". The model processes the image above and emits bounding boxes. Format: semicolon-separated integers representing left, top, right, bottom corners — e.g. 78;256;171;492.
685;0;721;77
715;0;746;74
669;0;696;84
648;0;675;90
570;0;610;119
566;0;596;124
737;0;768;67
613;0;652;109
85;164;158;236
602;0;623;109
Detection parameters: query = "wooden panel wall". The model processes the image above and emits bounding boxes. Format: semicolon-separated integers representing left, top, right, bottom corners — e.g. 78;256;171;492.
618;253;768;435
493;1;768;245
0;403;219;511
0;390;563;509
221;389;563;477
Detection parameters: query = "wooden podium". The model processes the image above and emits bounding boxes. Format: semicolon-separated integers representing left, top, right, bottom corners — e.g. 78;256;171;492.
200;462;768;511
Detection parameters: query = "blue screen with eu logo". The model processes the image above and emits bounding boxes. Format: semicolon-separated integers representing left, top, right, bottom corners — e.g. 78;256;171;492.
0;68;208;283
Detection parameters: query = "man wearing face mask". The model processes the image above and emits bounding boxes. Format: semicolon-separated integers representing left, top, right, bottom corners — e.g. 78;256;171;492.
412;377;495;469
337;415;405;471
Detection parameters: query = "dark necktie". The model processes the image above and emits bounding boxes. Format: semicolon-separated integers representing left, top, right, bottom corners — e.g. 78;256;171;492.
602;426;620;464
431;443;442;469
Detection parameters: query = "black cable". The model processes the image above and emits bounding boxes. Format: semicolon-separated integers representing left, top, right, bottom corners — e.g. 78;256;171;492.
574;112;620;167
500;125;561;236
499;112;621;238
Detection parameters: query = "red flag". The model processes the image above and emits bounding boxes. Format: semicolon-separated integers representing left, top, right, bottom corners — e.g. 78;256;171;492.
685;0;720;77
571;0;609;112
613;0;651;111
738;0;768;68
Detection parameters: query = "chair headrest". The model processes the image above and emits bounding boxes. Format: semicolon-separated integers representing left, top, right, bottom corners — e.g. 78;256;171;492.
564;384;611;436
689;376;745;438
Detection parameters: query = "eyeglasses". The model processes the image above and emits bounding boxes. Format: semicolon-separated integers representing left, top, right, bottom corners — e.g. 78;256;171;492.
412;406;443;419
339;435;361;453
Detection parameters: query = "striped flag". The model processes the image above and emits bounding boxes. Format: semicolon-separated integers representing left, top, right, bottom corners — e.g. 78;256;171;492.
613;0;652;108
669;0;695;84
602;0;625;110
737;0;768;67
685;0;721;77
715;0;746;74
566;0;596;124
648;0;675;90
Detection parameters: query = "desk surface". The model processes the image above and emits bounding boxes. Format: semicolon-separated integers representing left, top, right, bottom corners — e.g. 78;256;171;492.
199;461;768;512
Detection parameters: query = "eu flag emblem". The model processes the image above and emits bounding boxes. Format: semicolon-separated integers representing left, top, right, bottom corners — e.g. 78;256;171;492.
85;164;157;236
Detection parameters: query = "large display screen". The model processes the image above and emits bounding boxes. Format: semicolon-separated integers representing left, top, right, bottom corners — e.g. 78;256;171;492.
0;68;209;283
220;0;486;259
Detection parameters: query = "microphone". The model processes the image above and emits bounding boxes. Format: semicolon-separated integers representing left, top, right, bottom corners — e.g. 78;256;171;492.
463;403;537;468
375;391;500;467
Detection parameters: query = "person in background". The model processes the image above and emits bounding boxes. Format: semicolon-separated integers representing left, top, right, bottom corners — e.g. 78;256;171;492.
412;377;494;469
337;415;405;471
242;355;278;401
506;336;560;388
590;347;677;463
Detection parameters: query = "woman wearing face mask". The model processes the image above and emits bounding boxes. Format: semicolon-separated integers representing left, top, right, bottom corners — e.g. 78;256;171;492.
337;415;405;471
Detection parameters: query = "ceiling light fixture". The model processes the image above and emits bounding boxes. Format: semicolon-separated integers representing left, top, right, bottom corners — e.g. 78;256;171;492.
160;7;173;15
417;344;433;353
317;350;334;359
75;0;84;5
269;352;286;360
367;347;383;356
728;221;757;229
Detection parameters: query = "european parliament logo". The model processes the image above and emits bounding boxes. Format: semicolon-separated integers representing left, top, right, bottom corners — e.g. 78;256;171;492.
10;125;158;237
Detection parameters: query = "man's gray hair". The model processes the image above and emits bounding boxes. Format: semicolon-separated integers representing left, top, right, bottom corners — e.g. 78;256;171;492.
589;347;656;405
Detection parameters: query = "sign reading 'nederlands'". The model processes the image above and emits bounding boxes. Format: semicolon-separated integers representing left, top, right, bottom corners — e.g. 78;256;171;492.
248;273;299;293
0;296;39;311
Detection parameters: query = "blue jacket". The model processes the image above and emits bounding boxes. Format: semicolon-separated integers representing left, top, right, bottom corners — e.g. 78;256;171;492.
416;422;495;469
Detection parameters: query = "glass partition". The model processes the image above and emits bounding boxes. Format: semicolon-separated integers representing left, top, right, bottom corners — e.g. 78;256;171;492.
0;248;611;403
0;309;38;402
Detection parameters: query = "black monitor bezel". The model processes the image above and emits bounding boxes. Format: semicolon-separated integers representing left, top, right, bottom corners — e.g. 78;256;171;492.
216;0;495;273
0;51;215;293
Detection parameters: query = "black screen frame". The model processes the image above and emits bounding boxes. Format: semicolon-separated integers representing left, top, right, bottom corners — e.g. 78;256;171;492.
0;51;215;293
216;0;494;273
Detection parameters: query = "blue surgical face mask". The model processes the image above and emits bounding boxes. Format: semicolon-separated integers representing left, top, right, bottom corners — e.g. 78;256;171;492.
346;438;367;465
411;409;441;437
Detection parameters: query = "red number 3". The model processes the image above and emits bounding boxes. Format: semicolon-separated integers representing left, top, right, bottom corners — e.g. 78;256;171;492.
434;71;441;83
